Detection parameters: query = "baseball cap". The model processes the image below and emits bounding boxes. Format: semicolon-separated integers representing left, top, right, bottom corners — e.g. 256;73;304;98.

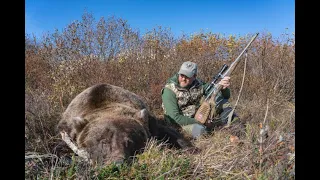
178;61;198;78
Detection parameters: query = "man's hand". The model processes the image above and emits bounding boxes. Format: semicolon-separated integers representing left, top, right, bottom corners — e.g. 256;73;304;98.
219;76;230;89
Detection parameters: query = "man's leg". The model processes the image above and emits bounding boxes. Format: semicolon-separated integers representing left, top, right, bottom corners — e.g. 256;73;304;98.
182;123;207;139
212;99;246;137
213;99;239;126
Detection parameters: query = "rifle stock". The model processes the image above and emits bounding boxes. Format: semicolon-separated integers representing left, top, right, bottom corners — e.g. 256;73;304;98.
195;33;259;124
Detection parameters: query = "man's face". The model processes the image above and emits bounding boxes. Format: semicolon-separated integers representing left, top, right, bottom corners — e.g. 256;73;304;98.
178;74;195;88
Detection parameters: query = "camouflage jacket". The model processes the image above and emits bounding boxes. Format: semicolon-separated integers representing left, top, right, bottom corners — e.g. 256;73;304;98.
161;73;230;127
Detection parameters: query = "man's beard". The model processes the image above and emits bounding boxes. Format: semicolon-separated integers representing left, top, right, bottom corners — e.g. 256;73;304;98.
179;81;191;88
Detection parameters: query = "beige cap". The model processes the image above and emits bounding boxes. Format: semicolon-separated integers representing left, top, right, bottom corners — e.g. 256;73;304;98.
178;61;198;78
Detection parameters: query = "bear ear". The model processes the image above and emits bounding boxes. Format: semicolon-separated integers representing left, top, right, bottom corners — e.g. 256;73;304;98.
72;116;88;132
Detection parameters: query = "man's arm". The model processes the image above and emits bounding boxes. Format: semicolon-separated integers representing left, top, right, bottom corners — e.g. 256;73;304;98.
162;88;199;126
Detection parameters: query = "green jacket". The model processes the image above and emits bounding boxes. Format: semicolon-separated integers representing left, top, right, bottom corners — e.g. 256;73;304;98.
161;73;230;127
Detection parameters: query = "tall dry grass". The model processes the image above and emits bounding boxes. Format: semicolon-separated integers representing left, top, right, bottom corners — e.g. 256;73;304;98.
25;12;294;179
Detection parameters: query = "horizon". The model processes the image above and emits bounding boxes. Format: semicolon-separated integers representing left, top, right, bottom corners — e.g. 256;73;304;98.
25;0;295;40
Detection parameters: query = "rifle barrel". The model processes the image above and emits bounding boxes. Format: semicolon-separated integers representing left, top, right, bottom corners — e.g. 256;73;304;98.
204;32;259;101
222;32;259;78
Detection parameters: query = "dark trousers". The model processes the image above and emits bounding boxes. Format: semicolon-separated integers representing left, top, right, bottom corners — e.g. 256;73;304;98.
211;99;238;127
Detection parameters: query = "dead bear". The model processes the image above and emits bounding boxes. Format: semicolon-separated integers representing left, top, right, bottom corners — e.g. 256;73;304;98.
57;83;196;165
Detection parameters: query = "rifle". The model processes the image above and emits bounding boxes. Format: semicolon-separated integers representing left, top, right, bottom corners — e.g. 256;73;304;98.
195;32;259;124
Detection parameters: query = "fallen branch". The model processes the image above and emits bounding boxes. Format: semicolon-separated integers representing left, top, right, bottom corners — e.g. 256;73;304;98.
60;131;91;162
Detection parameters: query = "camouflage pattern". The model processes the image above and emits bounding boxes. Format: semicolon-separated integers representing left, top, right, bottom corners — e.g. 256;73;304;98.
163;79;204;118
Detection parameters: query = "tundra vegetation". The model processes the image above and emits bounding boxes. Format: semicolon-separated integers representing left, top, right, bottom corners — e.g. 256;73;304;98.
25;12;295;179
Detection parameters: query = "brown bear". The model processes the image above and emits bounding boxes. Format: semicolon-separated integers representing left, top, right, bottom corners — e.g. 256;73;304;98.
57;83;195;165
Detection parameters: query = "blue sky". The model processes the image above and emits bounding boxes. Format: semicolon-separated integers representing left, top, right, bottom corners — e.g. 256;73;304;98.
25;0;295;39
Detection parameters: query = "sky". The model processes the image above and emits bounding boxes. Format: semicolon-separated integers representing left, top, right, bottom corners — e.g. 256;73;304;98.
25;0;295;40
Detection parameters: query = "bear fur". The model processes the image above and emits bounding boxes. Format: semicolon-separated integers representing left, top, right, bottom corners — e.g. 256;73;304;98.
57;83;195;165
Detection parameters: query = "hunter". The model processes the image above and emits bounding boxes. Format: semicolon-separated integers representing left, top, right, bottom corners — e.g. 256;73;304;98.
161;61;239;138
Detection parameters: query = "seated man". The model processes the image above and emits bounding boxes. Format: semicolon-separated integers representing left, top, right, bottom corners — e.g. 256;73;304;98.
161;61;239;138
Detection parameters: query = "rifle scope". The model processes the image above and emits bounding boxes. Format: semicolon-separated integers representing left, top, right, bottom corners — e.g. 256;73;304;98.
205;64;229;94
